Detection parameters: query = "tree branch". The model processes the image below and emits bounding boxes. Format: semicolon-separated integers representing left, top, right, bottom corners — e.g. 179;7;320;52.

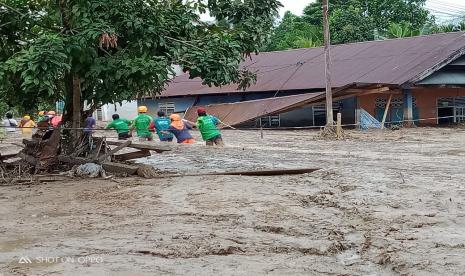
165;36;204;51
0;1;62;32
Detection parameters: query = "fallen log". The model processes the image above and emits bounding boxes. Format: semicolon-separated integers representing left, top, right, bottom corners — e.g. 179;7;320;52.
158;168;321;178
114;149;151;161
106;140;171;153
57;155;139;175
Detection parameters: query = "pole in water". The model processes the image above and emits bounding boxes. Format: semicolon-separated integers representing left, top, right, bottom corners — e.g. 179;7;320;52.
322;0;333;127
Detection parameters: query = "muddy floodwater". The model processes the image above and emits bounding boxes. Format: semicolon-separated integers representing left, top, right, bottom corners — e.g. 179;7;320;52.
1;128;465;275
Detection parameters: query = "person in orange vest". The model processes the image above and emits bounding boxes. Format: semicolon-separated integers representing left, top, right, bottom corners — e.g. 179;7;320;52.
165;114;195;144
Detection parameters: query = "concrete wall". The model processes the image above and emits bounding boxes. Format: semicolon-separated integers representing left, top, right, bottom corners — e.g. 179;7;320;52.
358;88;465;126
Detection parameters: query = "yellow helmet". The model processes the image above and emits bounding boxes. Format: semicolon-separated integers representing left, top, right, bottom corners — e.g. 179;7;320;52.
23;115;31;120
38;111;45;116
138;106;148;113
48;110;56;116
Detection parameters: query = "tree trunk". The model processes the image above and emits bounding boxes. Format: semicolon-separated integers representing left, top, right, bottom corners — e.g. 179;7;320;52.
72;74;81;139
61;73;84;155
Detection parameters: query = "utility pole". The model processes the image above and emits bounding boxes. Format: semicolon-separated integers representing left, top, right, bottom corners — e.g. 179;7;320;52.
322;0;333;127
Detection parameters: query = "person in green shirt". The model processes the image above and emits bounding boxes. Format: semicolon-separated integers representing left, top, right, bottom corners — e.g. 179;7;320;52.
194;107;224;146
131;106;153;141
106;114;132;140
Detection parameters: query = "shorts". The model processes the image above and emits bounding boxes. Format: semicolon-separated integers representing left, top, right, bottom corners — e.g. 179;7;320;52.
118;132;132;140
138;133;153;141
206;135;224;146
180;138;195;144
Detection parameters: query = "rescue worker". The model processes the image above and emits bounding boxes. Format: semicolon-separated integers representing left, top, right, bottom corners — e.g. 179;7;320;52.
154;110;174;142
47;111;62;128
106;114;132;140
131;106;153;141
37;111;46;122
195;107;224;146
165;114;195;144
19;115;37;137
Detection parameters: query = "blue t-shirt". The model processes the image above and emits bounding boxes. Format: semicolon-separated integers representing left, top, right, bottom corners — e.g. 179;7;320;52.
84;117;96;133
154;117;173;140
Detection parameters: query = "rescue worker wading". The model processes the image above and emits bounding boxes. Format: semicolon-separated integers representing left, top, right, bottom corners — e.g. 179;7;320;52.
195;108;224;146
131;106;153;141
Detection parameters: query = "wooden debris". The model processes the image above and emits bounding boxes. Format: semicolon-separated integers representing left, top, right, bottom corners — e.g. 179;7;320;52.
98;140;132;162
0;152;18;161
106;140;171;153
17;152;38;166
57;155;139;175
114;149;151;161
159;168;321;178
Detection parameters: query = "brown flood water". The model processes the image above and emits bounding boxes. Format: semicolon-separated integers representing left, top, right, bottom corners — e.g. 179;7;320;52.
1;127;465;275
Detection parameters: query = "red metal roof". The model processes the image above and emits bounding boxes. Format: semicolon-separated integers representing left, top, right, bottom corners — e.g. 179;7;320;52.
163;32;465;97
184;92;323;126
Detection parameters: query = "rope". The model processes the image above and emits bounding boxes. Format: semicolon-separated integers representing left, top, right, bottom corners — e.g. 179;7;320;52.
0;115;462;131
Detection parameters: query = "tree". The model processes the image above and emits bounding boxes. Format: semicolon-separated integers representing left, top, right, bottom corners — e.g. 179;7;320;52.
265;11;322;51
0;0;281;152
302;0;432;44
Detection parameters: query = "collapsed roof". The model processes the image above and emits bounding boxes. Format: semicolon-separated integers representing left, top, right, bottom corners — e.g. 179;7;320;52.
184;92;323;127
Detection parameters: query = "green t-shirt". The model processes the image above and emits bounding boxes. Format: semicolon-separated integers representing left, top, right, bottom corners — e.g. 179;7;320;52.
133;114;153;137
197;115;221;140
106;118;131;134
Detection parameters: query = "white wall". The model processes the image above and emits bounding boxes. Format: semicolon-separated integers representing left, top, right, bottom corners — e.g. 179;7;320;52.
95;101;138;122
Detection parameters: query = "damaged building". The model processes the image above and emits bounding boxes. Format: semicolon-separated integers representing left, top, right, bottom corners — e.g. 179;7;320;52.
139;32;465;128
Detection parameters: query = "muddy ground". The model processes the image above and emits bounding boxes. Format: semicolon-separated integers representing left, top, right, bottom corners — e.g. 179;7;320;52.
1;127;465;275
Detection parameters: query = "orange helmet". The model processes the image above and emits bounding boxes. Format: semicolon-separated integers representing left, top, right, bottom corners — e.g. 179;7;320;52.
38;111;45;116
138;106;148;113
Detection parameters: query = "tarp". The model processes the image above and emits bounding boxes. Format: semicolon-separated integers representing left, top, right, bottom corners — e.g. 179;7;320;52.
184;92;323;127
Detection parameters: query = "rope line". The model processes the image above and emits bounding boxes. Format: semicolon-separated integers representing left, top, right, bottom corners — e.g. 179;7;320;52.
0;115;463;132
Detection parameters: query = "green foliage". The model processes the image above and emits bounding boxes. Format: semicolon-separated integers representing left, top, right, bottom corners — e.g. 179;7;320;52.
381;22;426;39
267;0;434;50
0;0;281;115
265;11;322;51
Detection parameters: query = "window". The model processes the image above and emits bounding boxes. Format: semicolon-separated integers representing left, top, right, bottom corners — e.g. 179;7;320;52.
96;108;103;121
158;102;175;115
259;115;281;127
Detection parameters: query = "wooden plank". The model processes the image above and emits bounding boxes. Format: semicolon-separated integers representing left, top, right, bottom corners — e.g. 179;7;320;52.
114;150;151;161
0;153;19;160
159;168;321;178
381;94;393;129
57;155;139;175
106;140;171;153
98;140;131;162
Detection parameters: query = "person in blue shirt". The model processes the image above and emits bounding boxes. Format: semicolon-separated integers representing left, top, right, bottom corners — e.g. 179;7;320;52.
154;111;173;142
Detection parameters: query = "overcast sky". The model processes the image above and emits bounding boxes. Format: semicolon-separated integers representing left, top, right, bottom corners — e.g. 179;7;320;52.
278;0;465;22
